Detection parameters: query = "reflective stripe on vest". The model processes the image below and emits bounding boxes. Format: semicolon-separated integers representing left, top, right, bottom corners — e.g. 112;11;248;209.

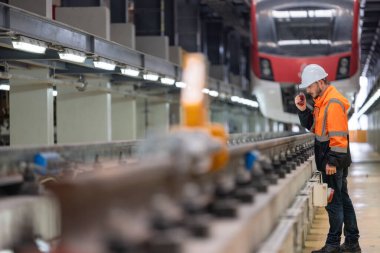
315;135;329;142
328;131;348;137
321;99;346;136
331;146;348;153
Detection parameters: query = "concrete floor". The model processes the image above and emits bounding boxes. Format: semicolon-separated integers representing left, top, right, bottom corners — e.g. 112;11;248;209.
304;143;380;253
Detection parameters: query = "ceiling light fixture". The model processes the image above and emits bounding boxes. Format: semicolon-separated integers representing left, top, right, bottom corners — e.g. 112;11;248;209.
58;48;86;63
272;9;335;19
143;72;159;81
12;36;47;54
289;10;307;18
272;10;290;18
0;84;10;91
93;58;116;71
231;96;240;102
314;10;334;18
230;96;259;108
249;101;259;108
175;81;187;88
121;67;140;77
160;77;175;85
208;90;219;97
202;88;210;94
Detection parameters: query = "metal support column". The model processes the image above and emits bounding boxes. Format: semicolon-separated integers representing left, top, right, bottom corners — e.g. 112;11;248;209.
112;95;137;141
9;68;54;145
56;78;112;143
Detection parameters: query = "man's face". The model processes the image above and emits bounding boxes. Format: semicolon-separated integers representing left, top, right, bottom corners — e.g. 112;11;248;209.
306;81;322;99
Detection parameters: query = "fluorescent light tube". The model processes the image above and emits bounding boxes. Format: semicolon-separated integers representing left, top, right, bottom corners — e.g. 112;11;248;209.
240;98;249;105
0;84;10;91
160;77;175;85
231;96;240;102
279;39;331;46
143;73;159;81
12;41;46;54
249;101;259;108
58;49;86;63
272;10;290;18
202;88;210;94
94;59;116;71
278;40;302;46
308;10;315;18
208;90;219;97
311;39;319;44
273;9;334;19
315;10;334;18
12;36;47;54
289;10;307;18
175;82;187;88
319;40;330;44
230;95;259;108
121;67;140;77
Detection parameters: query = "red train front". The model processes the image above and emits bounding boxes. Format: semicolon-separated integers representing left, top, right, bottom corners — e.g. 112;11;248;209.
251;0;360;124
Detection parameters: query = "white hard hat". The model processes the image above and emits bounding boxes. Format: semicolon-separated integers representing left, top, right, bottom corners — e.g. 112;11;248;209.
299;64;328;89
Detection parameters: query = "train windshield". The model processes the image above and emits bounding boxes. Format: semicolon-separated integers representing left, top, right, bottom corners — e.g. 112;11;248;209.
256;4;354;56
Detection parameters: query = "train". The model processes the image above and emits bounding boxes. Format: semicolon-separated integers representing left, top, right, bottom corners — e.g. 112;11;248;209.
251;0;360;124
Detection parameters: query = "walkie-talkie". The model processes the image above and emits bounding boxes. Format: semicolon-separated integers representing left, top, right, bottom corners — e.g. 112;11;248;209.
297;85;305;106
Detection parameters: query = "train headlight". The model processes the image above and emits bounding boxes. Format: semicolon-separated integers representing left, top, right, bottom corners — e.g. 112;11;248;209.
339;66;348;75
259;58;274;80
336;57;350;80
341;58;349;67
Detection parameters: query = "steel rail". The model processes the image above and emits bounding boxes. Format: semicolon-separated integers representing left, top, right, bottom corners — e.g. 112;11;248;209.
0;140;141;187
229;133;314;157
0;133;314;188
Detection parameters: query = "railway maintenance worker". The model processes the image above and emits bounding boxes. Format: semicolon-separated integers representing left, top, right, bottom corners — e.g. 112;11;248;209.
294;64;361;253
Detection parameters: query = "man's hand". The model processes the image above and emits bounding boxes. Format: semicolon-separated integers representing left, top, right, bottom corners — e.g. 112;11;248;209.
326;164;337;175
294;93;307;111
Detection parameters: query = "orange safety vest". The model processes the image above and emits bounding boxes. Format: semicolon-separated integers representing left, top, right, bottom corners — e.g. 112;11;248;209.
311;85;350;154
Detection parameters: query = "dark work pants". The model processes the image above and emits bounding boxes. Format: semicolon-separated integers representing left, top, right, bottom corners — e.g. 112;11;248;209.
322;167;360;246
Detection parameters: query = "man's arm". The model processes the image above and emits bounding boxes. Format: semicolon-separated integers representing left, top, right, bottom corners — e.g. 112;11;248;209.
295;94;314;130
298;108;314;130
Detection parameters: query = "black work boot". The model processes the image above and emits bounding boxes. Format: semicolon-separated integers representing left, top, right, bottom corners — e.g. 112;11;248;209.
311;244;341;253
340;242;361;253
